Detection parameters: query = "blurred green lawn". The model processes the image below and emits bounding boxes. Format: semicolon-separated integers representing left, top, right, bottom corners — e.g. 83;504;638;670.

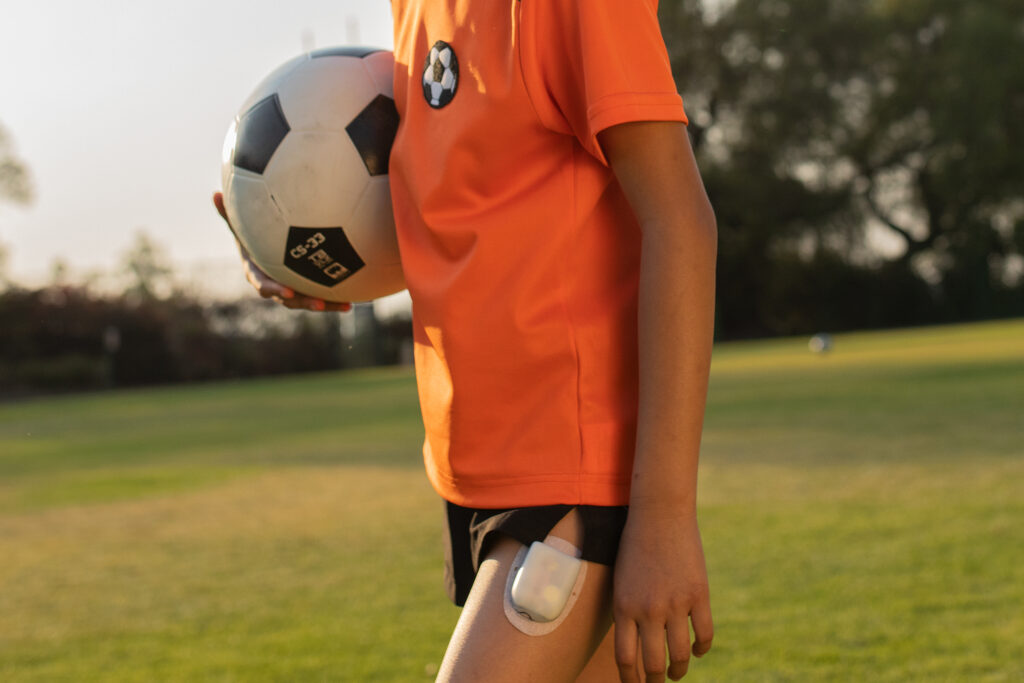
1;319;1022;681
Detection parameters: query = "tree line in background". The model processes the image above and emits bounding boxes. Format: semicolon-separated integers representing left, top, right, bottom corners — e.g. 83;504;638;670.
0;232;414;397
1;0;1022;395
663;0;1023;337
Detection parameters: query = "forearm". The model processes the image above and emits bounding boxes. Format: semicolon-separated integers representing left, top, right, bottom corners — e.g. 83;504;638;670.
600;121;718;679
629;210;717;514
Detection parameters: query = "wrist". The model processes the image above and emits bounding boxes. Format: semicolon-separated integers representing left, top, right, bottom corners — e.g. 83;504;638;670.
627;489;698;520
628;459;698;512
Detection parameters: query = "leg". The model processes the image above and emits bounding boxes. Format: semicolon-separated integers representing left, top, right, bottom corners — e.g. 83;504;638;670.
437;510;614;683
575;623;642;683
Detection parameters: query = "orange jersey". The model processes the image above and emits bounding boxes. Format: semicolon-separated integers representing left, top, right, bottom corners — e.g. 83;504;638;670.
389;0;687;507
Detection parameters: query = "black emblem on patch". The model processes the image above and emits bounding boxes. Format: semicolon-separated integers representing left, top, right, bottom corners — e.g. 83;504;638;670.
422;40;459;109
284;227;364;287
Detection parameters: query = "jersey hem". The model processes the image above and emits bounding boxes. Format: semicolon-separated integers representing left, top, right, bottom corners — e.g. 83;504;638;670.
426;464;632;509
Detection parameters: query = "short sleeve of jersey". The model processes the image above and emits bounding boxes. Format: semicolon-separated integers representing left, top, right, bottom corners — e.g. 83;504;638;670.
519;0;688;165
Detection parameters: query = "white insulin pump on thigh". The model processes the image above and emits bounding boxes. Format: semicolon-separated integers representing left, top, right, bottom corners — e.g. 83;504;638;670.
510;541;583;622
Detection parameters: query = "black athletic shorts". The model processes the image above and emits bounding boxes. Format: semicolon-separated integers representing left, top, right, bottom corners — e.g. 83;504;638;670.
443;501;629;607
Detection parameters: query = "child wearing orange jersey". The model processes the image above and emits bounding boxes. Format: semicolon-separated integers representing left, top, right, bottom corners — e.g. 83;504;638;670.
215;1;716;680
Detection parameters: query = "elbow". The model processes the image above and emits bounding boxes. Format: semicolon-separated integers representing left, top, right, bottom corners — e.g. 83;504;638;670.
688;191;718;258
698;201;718;248
645;203;717;255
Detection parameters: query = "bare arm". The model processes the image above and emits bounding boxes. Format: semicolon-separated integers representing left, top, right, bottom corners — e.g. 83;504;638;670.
597;121;717;682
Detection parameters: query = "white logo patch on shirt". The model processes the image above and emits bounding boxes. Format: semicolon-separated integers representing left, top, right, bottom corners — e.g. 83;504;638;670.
422;40;459;109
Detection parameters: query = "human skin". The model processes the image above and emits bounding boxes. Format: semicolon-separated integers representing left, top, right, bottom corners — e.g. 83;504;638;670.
214;116;716;683
599;120;716;683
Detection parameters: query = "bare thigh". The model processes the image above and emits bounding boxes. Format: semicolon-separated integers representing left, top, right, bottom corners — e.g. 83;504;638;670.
436;510;615;683
576;625;642;683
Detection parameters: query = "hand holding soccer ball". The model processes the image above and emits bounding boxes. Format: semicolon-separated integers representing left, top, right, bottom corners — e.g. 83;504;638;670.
213;191;351;312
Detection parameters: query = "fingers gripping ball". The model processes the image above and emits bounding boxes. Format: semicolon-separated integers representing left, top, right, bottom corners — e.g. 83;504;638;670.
221;47;405;303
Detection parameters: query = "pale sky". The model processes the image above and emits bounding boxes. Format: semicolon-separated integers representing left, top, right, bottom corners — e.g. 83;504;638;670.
1;0;909;303
0;0;395;297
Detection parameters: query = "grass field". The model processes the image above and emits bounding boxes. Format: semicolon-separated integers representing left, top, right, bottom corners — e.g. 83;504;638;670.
1;318;1022;681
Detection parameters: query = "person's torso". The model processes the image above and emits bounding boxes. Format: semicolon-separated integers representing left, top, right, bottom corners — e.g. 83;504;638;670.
389;0;645;507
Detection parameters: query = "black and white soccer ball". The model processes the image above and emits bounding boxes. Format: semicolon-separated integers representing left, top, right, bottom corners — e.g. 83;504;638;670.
422;41;458;108
221;47;404;303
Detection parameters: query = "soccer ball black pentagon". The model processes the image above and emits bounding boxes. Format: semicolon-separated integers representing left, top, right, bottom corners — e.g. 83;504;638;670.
221;47;404;303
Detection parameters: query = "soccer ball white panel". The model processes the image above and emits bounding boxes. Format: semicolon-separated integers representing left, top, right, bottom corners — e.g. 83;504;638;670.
276;58;377;131
441;69;456;90
223;171;289;270
236;55;307;118
221;120;238;191
363;51;396;97
308;262;405;303
348;176;400;265
261;131;368;228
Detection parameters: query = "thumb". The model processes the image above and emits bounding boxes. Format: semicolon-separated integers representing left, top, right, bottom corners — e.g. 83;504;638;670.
212;192;229;223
